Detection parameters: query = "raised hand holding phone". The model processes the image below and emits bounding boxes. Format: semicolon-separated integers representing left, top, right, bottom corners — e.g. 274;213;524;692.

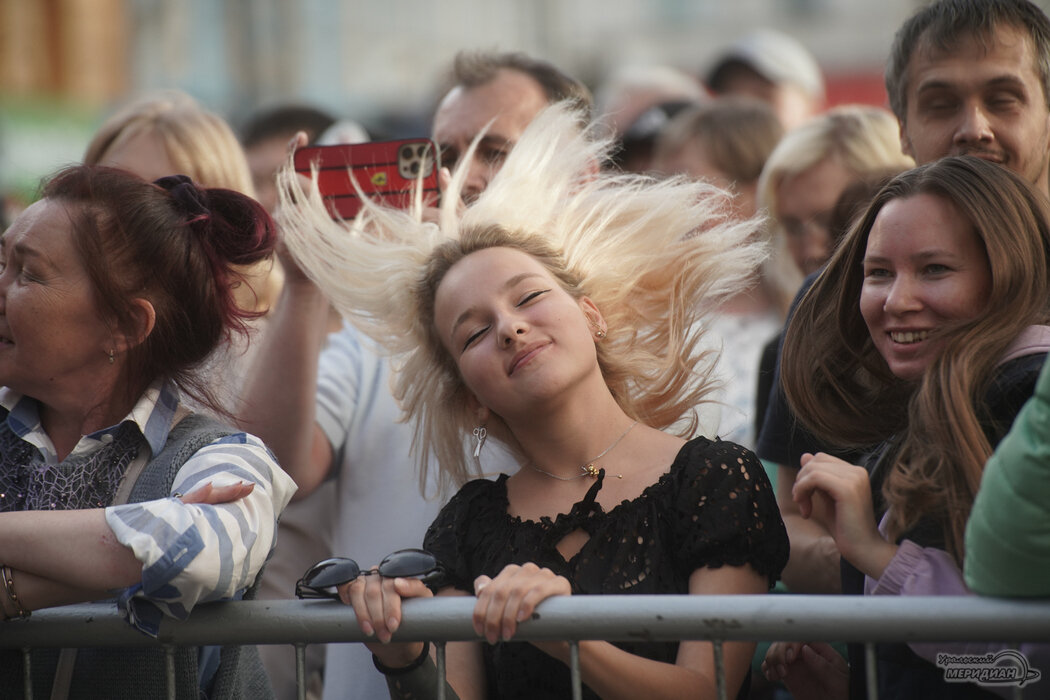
293;138;441;220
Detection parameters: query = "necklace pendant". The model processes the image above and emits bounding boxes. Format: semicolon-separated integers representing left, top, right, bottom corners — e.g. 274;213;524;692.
582;463;600;478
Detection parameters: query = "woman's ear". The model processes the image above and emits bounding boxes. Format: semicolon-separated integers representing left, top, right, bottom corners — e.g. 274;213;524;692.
114;298;157;353
578;296;606;338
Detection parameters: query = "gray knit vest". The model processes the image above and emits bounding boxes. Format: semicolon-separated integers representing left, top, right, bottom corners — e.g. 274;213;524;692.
0;413;275;700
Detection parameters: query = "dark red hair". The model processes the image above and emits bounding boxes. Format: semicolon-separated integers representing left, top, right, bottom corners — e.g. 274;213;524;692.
42;164;277;413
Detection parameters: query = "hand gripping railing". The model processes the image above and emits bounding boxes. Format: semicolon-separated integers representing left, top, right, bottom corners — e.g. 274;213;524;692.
2;595;1050;700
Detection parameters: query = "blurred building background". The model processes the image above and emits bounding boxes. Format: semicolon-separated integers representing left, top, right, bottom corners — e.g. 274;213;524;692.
3;0;1046;206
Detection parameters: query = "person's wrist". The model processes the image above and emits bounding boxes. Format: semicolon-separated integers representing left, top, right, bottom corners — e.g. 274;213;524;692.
278;276;330;319
1;566;29;621
372;641;429;675
282;273;324;297
846;536;897;580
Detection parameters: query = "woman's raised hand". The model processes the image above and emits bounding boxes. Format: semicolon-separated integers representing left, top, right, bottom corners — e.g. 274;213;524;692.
472;562;571;644
340;571;433;648
792;452;897;578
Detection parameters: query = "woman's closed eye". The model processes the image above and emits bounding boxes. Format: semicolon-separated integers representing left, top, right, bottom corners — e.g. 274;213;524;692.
463;325;490;351
516;289;550;307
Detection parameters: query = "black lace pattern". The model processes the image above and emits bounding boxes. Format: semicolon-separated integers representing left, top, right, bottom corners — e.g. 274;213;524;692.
424;436;789;699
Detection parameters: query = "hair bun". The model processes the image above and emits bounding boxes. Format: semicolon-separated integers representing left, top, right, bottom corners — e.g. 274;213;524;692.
155;174;210;221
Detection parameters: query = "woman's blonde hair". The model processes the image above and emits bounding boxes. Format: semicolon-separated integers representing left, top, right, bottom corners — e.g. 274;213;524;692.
757;104;914;315
278;103;768;492
84;90;281;313
85;90;255;196
781;155;1050;563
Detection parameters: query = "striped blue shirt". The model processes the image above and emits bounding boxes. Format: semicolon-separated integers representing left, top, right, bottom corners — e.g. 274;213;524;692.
0;380;296;635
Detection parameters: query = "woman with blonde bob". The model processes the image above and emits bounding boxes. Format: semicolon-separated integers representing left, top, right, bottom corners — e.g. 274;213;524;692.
279;104;789;699
757;104;913;315
767;156;1050;698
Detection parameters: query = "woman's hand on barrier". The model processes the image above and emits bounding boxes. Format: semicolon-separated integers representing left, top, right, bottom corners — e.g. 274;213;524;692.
177;481;255;505
341;571;433;647
762;642;848;700
472;562;571;644
792;452;897;579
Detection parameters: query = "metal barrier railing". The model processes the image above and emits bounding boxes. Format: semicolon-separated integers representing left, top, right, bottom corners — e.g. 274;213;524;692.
2;595;1049;700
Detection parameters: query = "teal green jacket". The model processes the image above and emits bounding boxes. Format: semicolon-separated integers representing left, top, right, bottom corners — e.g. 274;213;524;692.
965;354;1050;597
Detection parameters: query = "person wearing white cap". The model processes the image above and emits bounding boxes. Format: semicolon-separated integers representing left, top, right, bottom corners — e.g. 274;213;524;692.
705;28;825;131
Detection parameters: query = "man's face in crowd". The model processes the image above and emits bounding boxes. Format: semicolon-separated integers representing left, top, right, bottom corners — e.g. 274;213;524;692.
432;68;550;203
899;22;1050;195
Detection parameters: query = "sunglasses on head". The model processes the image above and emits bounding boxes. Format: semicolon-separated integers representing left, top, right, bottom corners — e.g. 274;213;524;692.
295;548;448;599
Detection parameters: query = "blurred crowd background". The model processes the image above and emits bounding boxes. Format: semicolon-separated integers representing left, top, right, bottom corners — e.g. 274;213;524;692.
2;0;1046;213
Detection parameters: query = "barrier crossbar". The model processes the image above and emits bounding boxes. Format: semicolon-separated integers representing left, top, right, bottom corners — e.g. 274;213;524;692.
2;595;1048;700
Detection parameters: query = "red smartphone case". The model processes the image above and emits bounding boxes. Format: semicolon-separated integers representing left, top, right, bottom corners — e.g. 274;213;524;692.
293;138;440;219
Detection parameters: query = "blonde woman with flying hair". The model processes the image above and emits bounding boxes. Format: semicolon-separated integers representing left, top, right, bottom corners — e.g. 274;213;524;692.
766;156;1050;699
279;104;789;699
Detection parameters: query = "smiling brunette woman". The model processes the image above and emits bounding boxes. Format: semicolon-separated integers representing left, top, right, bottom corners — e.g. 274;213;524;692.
0;165;295;698
765;156;1050;699
278;104;789;700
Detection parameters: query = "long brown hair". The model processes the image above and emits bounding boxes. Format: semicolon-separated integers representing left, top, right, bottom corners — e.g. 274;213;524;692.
781;156;1050;561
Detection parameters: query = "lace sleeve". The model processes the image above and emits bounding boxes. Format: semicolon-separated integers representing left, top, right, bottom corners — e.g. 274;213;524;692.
423;477;504;593
672;439;789;587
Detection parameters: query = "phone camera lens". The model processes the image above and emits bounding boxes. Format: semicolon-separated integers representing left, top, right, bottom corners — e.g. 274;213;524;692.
400;146;413;159
416;145;428;158
410;161;420;175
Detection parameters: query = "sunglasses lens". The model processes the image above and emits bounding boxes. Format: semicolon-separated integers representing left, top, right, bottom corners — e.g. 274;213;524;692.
378;549;438;578
302;558;361;589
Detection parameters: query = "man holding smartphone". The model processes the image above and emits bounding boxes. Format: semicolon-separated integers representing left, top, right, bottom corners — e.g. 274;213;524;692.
238;50;591;700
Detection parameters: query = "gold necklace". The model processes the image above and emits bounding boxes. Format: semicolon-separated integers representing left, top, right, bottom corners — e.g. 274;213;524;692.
528;421;638;481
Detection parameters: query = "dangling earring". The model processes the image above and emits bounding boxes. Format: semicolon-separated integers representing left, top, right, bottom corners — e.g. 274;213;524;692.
107;349;115;365
472;426;488;458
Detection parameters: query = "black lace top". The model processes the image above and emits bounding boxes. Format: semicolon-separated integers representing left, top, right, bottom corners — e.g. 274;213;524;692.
424;436;789;699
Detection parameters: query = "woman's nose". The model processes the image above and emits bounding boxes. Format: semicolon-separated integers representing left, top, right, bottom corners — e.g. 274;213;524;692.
498;317;529;345
884;276;922;314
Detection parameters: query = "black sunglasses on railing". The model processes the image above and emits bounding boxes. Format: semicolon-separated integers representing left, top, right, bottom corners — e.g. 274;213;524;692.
295;548;448;599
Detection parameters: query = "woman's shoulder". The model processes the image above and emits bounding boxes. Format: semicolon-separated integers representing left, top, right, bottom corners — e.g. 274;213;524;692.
671;435;764;479
661;435;776;514
982;350;1048;446
431;473;510;526
664;435;788;586
990;325;1050;402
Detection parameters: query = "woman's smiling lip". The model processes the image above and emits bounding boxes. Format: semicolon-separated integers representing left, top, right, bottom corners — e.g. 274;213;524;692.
508;341;551;375
887;328;932;344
